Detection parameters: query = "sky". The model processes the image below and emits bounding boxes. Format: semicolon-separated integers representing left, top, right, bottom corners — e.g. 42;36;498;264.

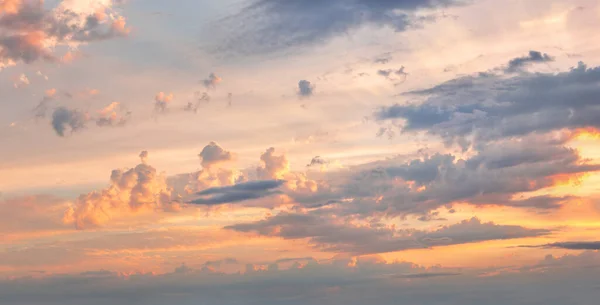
1;0;600;304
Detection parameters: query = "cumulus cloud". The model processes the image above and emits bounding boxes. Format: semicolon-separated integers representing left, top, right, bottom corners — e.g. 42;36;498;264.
214;0;464;55
257;147;289;180
63;151;180;229
198;141;234;169
0;0;130;67
504;50;554;73
298;80;314;97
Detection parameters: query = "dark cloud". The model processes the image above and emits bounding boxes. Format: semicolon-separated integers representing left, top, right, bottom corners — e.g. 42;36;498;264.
51;107;88;137
307;156;329;167
202;73;222;89
298;80;315;97
214;0;464;55
523;241;600;250
377;66;407;78
188;179;285;205
376;62;600;149
227;213;550;255
198;142;234;169
392;272;461;279
505;50;554;73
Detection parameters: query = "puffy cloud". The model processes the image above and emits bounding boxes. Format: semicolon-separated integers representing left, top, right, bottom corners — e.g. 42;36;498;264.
298;80;314;97
51;106;89;137
257;147;289;180
0;0;130;67
214;0;464;55
50;101;131;136
12;72;29;88
188;179;285;206
202;73;222;89
63;151;180;229
376;62;600;148
227;213;551;255
377;66;407;78
504;50;554;73
154;92;173;113
198;141;234;169
96;101;131;127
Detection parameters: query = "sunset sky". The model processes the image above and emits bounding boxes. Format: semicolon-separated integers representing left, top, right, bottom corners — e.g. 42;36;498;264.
2;0;600;304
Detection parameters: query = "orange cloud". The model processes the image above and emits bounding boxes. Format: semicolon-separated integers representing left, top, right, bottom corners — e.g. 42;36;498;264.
63;152;181;229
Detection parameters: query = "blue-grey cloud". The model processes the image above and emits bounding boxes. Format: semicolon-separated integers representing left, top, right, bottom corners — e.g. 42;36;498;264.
214;0;466;55
227;214;551;255
51;107;88;137
298;80;315;97
376;62;600;149
505;50;554;73
188;179;285;205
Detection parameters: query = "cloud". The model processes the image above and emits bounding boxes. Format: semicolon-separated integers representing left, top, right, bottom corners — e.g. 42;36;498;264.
377;66;407;78
51;107;89;137
376;62;600;149
198;142;234;169
51;102;131;137
505;50;554;73
0;0;130;67
154;92;174;113
298;80;315;97
257;147;289;180
214;0;464;55
202;73;222;89
307;156;329;167
227;213;550;255
281;135;599;217
13;73;29;88
188;179;285;205
3;250;600;305
63;151;180;229
96;102;131;127
523;241;600;250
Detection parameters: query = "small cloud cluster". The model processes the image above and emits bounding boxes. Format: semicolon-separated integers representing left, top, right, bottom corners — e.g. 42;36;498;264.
51;101;131;137
13;73;29;88
202;73;222;89
154;92;174;113
0;0;130;68
96;102;131;127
